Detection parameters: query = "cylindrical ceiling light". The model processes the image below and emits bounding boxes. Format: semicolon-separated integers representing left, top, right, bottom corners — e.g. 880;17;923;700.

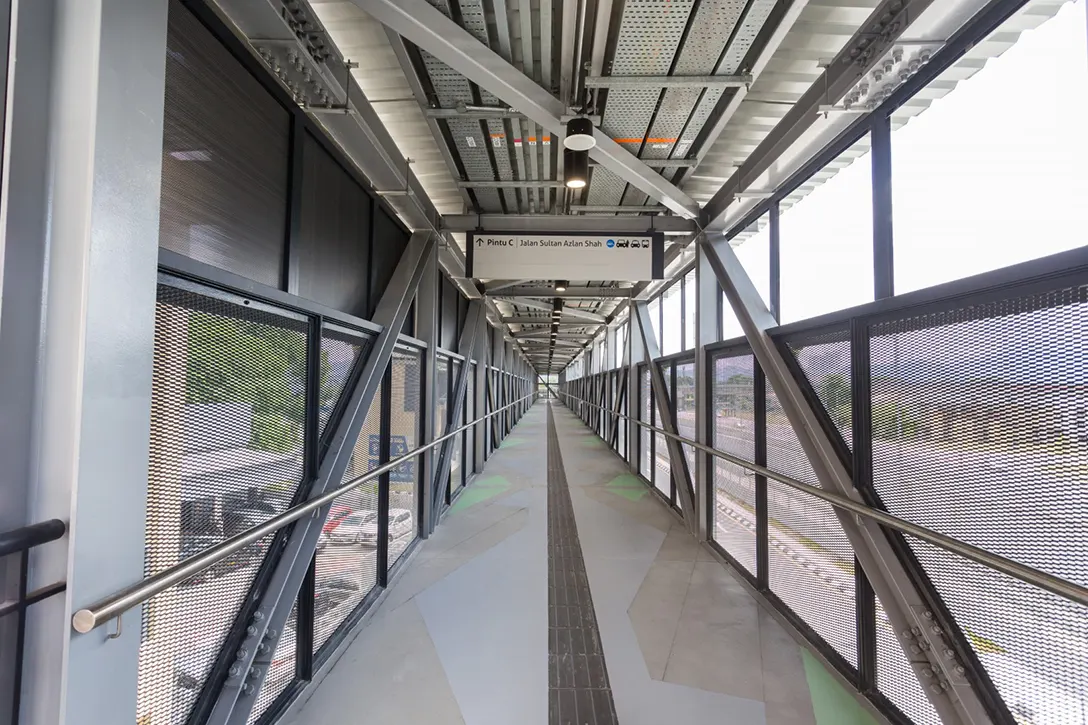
564;150;588;189
563;116;596;151
554;280;569;292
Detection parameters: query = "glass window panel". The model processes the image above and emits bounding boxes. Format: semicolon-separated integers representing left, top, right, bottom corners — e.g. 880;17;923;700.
662;283;682;355
778;137;874;323
892;0;1088;293
683;270;696;350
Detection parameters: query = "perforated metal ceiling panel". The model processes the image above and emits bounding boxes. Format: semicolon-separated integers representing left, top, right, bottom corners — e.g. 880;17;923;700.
588;0;696;206
644;0;747;161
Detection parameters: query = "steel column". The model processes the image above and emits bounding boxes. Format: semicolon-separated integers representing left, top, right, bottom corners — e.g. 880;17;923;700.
871;111;894;300
694;244;719;541
212;232;435;725
702;234;993;725
430;303;485;525
608;337;630;446
632;303;698;531
417;242;440;537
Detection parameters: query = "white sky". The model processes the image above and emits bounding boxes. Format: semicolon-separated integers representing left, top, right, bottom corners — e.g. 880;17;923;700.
728;0;1088;331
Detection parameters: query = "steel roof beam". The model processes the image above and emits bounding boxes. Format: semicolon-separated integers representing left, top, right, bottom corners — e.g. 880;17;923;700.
505;296;606;323
442;214;697;234
584;74;752;89
458;180;567;188
590;159;696;168
700;0;936;230
490;287;634;299
353;0;700;219
570;204;666;213
503;316;599;325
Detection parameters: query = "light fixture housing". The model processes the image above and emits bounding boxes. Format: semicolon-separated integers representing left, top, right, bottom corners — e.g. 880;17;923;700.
563;116;596;151
554;280;569;292
563;149;588;189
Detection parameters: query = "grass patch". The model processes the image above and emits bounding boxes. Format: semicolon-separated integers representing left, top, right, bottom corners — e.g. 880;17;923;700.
966;628;1007;655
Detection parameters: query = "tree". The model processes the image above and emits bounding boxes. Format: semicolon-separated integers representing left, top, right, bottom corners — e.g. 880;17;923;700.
186;312;308;452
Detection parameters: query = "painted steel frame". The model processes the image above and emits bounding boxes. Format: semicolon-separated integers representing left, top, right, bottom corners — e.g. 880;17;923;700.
632;303;697;530
441;214;698;235
431;302;485;525
702;233;997;725
352;0;700;219
207;232;435;725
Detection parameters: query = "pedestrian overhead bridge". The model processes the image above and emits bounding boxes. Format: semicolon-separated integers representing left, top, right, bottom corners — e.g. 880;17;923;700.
0;0;1085;724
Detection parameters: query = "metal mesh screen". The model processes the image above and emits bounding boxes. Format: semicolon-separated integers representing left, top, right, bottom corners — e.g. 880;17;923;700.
654;364;673;502
388;345;421;569
874;592;941;725
138;282;307;725
617;373;627;460
159;0;289;288
676;361;697;477
312;379;383;657
319;325;371;438
711;352;758;576
765;382;857;668
248;599;298;724
869;282;1088;719
784;327;853;449
640;367;652;480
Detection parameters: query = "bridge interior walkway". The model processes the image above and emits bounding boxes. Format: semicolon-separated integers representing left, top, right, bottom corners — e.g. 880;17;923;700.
283;400;884;725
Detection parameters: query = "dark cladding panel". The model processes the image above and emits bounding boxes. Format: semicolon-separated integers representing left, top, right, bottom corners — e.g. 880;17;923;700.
158;0;289;288
295;133;371;317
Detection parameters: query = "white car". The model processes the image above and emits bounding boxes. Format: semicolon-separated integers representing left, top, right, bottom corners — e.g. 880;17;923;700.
324;510;378;545
355;508;414;547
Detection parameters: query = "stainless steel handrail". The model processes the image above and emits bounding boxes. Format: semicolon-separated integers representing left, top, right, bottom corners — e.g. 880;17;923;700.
557;390;1088;608
72;393;539;634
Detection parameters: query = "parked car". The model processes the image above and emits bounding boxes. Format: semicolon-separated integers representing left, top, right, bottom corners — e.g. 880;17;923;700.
324;511;379;545
322;504;356;534
355;508;414;547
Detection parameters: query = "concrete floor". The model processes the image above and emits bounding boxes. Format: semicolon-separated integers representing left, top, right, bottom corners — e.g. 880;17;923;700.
282;401;888;725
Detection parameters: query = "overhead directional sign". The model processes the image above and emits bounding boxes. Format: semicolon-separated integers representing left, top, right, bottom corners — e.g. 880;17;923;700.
466;232;664;281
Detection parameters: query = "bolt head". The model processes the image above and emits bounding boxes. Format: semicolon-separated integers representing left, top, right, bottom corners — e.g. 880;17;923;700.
236;648;249;661
228;664;242;679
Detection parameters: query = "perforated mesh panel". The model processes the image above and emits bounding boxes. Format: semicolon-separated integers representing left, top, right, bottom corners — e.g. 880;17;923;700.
785;327;853;449
765;382;857;668
654;364;673;502
675;361;697;477
248;600;298;724
869;282;1088;721
388;346;421;569
711;352;758;575
319;325;371;438
138;282;307;725
312;377;383;657
159;0;289;287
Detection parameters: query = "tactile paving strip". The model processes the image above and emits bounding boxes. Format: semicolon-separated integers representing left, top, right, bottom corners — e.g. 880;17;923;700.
547;404;619;725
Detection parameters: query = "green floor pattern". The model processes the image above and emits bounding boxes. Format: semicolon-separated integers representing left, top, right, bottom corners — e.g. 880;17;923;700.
449;475;511;513
801;649;879;725
603;473;649;502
